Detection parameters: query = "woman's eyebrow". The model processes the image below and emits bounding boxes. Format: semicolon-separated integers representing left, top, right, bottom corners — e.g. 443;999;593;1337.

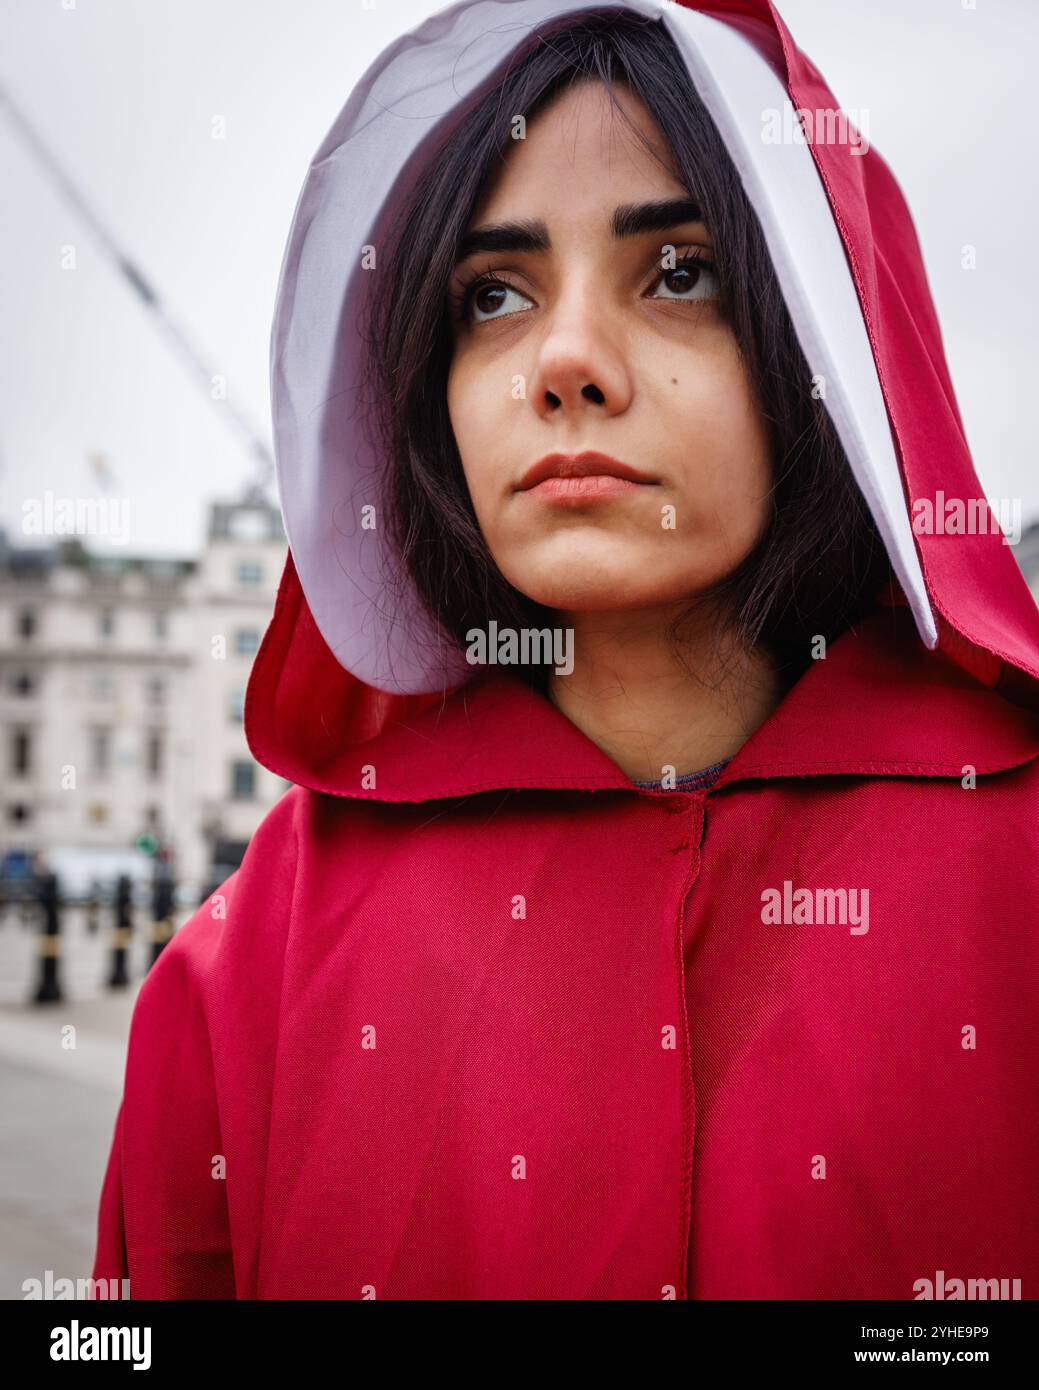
453;197;704;266
613;196;703;238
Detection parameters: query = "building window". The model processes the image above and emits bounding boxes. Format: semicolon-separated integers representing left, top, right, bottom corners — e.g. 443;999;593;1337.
227;509;270;542
237;561;263;586
90;671;115;700
230;760;255;800
234;629;260;657
11;671;34;696
229;688;245;722
146;675;165;705
153;610;169;641
91;727;111;777
17;609;36;640
98;608;115;639
145;731;163;779
12;729;31;776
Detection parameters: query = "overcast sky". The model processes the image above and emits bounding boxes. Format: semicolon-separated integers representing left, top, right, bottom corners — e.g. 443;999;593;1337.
2;0;1036;557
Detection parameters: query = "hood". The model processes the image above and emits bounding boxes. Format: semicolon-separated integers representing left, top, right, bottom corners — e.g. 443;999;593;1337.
247;0;1039;798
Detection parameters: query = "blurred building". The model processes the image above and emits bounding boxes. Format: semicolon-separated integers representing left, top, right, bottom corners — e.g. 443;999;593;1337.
1016;520;1039;602
0;492;290;896
191;494;291;888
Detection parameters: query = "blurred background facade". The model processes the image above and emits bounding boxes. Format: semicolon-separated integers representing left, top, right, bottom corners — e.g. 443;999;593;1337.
0;492;289;909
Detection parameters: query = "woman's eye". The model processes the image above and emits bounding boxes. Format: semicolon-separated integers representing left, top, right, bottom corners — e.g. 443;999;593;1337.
468;279;533;323
649;257;718;303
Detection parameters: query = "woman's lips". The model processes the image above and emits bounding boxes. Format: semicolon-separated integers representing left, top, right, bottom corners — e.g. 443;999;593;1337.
522;475;656;502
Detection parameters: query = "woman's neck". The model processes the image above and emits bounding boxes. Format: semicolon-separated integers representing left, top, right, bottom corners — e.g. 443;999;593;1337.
545;604;784;784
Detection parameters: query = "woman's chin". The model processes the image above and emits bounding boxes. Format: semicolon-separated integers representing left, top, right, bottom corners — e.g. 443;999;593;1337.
508;571;712;615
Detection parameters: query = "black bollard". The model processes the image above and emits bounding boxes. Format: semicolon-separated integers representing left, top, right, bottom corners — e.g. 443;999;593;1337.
106;873;134;989
31;870;63;1005
85;880;101;937
149;863;176;967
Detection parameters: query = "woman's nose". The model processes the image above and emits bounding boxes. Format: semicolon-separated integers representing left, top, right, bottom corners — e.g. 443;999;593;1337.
529;290;633;418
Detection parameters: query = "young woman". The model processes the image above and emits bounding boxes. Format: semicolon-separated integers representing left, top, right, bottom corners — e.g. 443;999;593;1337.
93;0;1039;1300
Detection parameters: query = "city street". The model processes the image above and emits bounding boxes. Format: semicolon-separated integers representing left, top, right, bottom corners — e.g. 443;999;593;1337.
0;901;186;1299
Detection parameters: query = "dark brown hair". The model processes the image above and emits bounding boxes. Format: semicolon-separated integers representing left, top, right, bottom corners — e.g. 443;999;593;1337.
362;7;890;690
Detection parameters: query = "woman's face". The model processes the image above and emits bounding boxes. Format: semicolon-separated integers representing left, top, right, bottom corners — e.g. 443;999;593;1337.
445;79;774;616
